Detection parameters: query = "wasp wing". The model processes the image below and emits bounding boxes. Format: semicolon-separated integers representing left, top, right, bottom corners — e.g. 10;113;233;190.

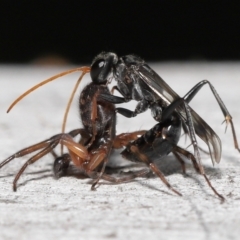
136;64;178;104
190;109;222;164
135;63;222;164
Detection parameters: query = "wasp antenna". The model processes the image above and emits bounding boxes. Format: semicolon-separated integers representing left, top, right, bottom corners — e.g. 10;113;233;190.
60;71;88;154
7;66;90;113
62;71;88;134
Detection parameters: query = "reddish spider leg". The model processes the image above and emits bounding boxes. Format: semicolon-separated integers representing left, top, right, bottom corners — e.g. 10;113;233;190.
0;129;148;191
124;144;224;201
172;146;225;202
127;145;182;196
89;124;148;189
0;131;87;191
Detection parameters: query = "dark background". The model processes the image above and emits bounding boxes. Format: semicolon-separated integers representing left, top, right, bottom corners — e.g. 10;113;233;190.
1;1;240;64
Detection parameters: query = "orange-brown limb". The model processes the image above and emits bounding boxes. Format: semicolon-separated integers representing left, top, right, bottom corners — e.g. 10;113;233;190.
113;130;147;149
0;132;89;191
173;145;225;202
85;91;99;149
129;145;182;196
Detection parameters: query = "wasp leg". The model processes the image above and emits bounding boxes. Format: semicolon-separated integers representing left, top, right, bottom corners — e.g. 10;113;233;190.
116;99;150;118
183;80;240;153
99;92;126;104
115;108;137;118
100;92;151;118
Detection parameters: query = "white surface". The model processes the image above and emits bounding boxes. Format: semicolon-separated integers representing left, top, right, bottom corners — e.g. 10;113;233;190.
0;63;240;240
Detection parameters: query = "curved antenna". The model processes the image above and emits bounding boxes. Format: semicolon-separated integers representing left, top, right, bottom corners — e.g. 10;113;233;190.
60;71;88;154
61;71;87;134
7;66;91;113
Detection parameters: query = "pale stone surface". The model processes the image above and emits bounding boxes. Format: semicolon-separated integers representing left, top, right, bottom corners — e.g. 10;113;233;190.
0;63;240;240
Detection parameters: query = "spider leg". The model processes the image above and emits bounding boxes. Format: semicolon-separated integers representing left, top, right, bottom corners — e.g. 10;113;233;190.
1;133;88;191
100;168;150;183
113;130;147;149
90;130;148;189
0;139;54;169
173;145;225;202
172;152;186;174
126;145;182;196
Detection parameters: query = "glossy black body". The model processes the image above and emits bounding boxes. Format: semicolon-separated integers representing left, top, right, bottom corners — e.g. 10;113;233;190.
79;82;116;154
97;52;238;168
122;112;181;163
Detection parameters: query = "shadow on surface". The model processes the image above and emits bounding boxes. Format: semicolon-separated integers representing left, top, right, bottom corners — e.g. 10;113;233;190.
0;153;223;196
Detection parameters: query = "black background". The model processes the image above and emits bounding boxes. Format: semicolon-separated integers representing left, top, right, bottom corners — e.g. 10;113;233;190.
1;1;240;64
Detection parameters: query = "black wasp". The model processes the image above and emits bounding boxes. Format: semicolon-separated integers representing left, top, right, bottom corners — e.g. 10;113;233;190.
95;52;239;200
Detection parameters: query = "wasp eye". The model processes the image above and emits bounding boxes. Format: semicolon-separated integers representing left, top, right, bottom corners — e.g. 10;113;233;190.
91;52;118;84
91;59;106;83
98;61;104;68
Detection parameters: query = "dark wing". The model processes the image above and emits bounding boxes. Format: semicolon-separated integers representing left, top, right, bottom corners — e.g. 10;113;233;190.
136;64;178;104
190;109;222;164
176;107;222;164
135;63;222;164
